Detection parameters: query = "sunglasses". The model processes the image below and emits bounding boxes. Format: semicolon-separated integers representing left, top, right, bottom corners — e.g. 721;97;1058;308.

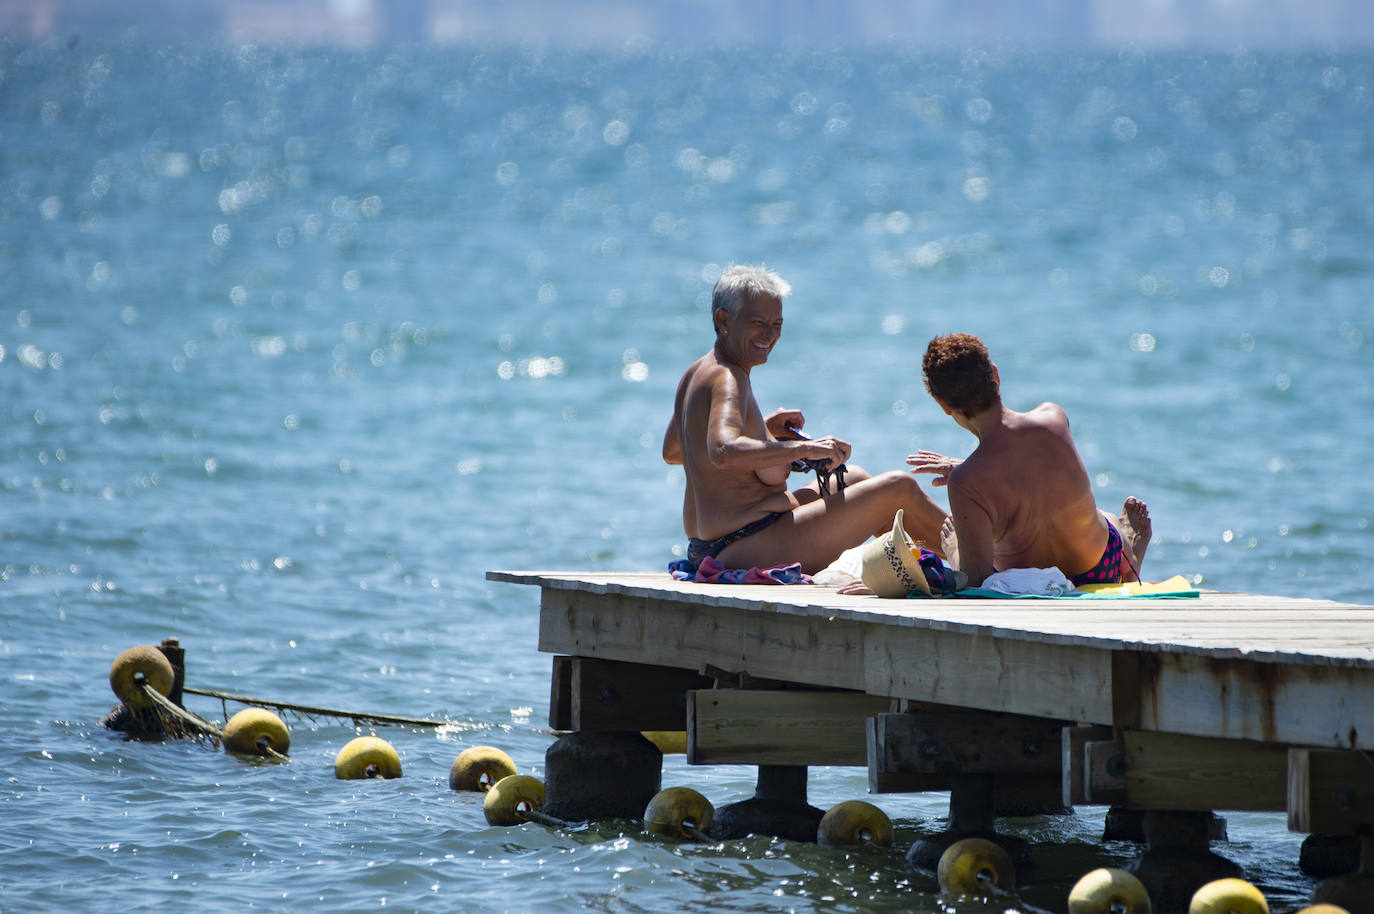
783;426;847;495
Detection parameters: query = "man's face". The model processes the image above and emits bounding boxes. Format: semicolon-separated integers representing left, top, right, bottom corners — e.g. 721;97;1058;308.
717;293;783;367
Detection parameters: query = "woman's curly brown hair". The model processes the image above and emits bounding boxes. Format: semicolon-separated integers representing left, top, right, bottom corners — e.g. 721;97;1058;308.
922;333;1000;418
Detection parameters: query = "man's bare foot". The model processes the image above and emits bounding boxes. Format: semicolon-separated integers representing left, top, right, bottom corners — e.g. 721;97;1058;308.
940;516;961;571
1117;497;1152;576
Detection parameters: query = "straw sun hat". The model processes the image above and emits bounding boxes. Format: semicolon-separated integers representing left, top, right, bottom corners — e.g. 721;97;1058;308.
859;510;933;598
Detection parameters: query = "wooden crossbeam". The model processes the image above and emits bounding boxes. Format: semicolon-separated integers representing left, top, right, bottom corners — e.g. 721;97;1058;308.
1062;725;1115;806
1288;748;1374;834
867;709;1070;794
686;689;891;766
1085;738;1128;804
1123;730;1289;811
1076;730;1290;811
548;656;714;732
871;709;1068;774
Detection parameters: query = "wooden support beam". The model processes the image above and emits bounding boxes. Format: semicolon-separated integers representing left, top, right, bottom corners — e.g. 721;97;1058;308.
686;689;890;766
864;626;1112;723
1129;652;1374;749
1085;738;1128;805
1288;748;1374;834
527;574;1374;750
553;656;714;732
539;589;871;692
549;655;573;730
1123;730;1288;811
1062;725;1115;806
867;709;1069;797
867;715;951;793
1112;652;1145;730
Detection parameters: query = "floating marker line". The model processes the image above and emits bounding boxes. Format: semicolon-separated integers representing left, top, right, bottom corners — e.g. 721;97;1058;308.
183;685;444;728
143;684;225;741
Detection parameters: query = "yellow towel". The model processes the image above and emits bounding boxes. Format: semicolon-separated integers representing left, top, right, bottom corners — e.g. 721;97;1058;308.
1076;574;1194;596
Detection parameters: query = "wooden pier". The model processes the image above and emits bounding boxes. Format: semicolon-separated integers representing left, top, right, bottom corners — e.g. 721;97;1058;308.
488;570;1374;839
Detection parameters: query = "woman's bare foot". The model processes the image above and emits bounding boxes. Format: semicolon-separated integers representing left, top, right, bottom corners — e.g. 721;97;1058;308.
1117;497;1152;575
940;516;961;571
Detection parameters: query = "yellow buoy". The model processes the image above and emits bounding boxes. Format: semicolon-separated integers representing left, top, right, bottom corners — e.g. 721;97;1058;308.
1296;906;1352;914
643;787;714;840
483;774;546;826
334;736;402;780
937;837;1016;895
817;800;894;848
1069;868;1152;914
223;708;290;758
448;746;517;792
109;645;175;710
1189;878;1268;914
641;731;687;754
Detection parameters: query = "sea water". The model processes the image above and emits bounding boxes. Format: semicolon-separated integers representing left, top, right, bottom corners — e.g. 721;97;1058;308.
2;38;1371;912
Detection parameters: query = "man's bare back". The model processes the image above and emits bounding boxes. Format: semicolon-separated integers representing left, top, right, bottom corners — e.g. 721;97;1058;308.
663;265;948;575
911;334;1151;587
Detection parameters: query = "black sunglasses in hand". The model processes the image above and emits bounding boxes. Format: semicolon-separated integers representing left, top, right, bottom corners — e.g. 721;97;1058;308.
782;426;847;495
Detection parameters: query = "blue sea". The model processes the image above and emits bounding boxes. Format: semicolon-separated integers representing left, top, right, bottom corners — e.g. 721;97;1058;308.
2;37;1371;912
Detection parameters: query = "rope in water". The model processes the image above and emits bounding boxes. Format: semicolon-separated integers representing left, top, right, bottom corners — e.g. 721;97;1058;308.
183;685;444;729
974;871;1056;914
686;824;714;843
908;862;1053;914
142;683;225;742
518;807;571;829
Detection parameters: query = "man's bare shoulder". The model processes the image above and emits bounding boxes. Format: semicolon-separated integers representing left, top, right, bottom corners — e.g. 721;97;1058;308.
682;352;749;399
946;451;989;490
945;460;994;514
1027;401;1070;425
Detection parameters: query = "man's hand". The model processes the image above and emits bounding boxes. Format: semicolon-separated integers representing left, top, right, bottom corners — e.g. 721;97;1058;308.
836;579;874;596
906;450;962;487
809;436;851;472
765;408;805;438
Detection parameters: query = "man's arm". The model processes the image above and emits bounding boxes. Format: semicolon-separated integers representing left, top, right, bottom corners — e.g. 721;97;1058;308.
906;450;962;487
706;369;848;471
663;414;682;465
663;367;695;466
764;407;805;439
946;480;996;587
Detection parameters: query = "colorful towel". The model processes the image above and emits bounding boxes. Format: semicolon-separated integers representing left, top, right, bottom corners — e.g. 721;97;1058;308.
669;555;813;585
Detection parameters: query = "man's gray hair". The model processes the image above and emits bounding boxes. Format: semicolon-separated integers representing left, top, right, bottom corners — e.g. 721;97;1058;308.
711;264;791;330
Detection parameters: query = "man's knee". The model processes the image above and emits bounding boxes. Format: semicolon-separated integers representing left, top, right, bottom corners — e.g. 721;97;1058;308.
871;469;920;495
843;463;872;484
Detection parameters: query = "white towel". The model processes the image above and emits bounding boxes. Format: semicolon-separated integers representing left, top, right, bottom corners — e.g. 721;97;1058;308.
813;542;867;588
981;567;1076;596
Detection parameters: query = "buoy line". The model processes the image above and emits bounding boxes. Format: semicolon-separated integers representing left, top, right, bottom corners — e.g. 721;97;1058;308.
140;682;225;743
183;685;444;729
517;807;571;829
100;648;1312;912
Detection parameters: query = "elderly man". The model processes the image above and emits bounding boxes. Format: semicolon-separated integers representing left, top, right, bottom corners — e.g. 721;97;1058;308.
907;333;1151;587
663;264;948;575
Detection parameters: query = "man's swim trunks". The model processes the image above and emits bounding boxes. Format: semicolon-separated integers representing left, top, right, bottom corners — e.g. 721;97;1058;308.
1069;519;1139;586
687;512;785;567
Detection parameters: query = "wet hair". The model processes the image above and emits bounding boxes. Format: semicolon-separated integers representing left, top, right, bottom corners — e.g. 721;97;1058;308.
711;264;791;331
922;333;1000;418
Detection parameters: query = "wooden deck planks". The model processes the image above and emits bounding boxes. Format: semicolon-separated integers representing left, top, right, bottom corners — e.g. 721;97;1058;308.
491;571;1374;748
496;571;1374;665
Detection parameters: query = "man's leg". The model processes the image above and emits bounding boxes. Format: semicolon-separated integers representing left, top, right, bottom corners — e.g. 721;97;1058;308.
717;471;948;575
788;465;872;507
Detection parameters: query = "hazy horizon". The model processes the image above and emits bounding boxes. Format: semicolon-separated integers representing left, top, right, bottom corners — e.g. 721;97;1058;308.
3;0;1373;49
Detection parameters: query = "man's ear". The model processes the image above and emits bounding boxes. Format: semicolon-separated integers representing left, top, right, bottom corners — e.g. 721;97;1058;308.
713;307;728;334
